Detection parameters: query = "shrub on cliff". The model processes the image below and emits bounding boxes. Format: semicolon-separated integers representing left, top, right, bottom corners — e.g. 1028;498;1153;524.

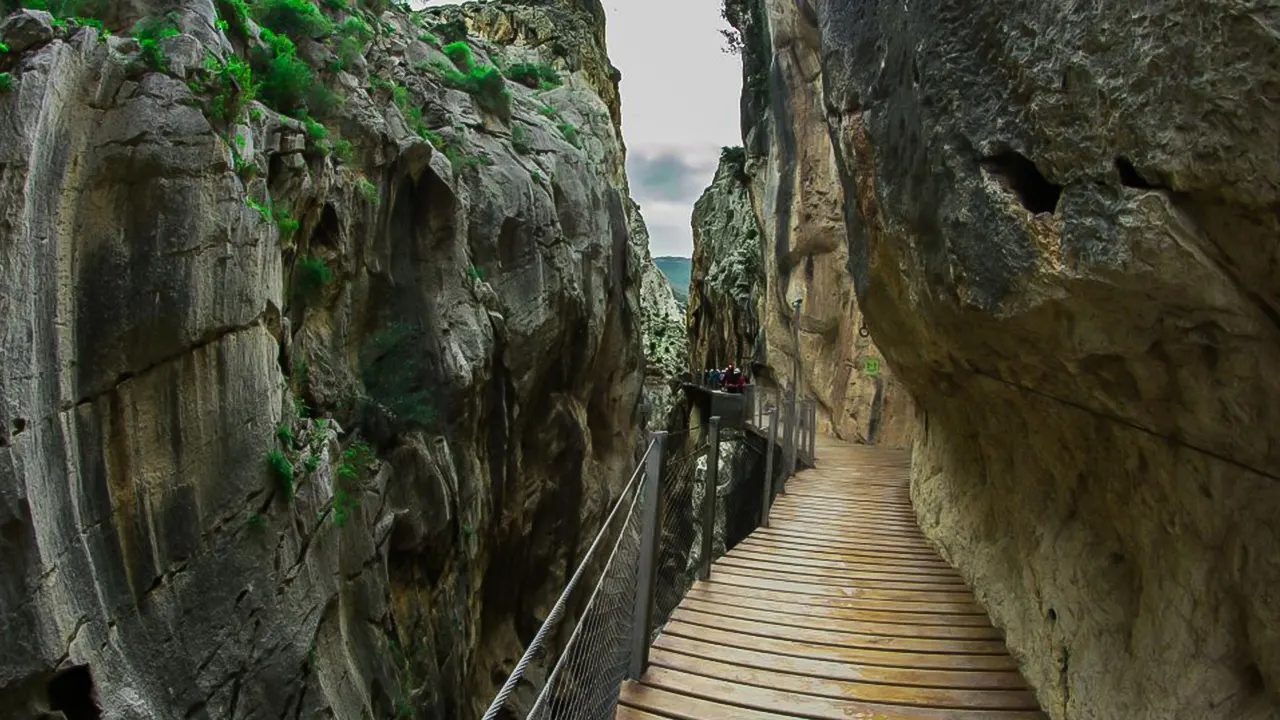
253;29;314;114
0;73;11;93
255;0;332;38
438;42;512;120
503;61;561;89
133;15;179;71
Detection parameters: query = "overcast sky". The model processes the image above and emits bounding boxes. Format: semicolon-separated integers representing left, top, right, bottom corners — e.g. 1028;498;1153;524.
424;0;742;257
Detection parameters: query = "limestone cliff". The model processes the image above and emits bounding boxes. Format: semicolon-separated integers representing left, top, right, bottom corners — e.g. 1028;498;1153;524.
720;0;913;446
632;199;687;427
804;0;1280;718
0;1;646;718
687;147;761;373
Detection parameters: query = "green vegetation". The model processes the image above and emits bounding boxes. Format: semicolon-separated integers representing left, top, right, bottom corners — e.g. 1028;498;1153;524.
246;511;268;529
216;0;253;39
255;0;332;38
331;441;374;527
0;42;8;53
267;449;295;498
332;14;371;71
274;207;300;243
333;138;353;163
557;121;580;149
537;104;556;117
276;423;296;446
503;61;561;89
296;255;333;300
467;265;483;280
437;41;512;119
511;124;531;154
198;53;257;124
246;196;272;223
0;73;11;93
417;31;439;45
355;176;378;204
253;30;310;113
530;169;544;182
133;15;180;71
360;322;437;433
301;114;328;141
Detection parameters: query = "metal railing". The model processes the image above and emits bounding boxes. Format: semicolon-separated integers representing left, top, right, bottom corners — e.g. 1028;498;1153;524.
483;387;819;720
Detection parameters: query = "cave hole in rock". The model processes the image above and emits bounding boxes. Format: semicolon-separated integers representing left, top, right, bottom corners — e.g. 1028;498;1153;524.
13;417;27;435
804;255;815;282
1114;157;1160;189
980;150;1062;214
1047;608;1057;623
47;665;101;720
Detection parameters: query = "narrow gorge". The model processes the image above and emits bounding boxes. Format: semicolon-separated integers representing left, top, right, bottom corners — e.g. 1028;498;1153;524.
2;0;1277;718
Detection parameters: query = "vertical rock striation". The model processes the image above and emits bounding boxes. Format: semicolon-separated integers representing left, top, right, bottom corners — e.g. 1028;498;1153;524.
716;0;913;446
808;0;1280;717
0;1;649;717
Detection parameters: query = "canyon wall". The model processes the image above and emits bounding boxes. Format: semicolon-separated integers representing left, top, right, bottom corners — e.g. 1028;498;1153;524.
717;0;913;447
791;0;1279;717
0;0;655;717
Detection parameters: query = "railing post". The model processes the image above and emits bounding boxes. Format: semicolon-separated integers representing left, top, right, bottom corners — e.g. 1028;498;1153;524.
783;380;796;478
629;431;666;679
743;384;755;428
761;406;778;526
698;417;720;581
808;400;817;459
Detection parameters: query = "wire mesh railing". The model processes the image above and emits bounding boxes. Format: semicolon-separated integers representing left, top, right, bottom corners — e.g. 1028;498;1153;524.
481;441;655;720
483;381;822;719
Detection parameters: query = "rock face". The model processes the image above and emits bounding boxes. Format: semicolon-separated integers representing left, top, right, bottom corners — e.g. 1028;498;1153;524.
0;1;649;718
631;199;687;427
801;0;1280;717
687;148;762;374
719;0;913;447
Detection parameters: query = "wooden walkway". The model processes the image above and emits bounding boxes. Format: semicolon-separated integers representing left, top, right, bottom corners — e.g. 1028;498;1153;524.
617;436;1046;719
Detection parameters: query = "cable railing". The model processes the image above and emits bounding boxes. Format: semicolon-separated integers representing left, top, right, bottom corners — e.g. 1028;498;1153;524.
482;382;820;720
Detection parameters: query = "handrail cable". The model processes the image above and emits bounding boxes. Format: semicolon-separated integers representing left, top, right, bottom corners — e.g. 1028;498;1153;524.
525;461;649;716
480;439;656;720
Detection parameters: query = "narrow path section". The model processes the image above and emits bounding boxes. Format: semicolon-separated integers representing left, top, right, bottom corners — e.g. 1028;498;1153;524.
617;436;1046;719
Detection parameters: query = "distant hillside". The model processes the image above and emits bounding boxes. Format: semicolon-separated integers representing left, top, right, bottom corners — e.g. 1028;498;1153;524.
654;256;691;308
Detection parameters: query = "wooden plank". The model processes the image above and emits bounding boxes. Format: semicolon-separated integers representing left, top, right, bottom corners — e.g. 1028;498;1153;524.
614;705;676;720
634;666;1046;720
719;552;966;587
762;515;936;538
656;620;1025;677
712;558;968;593
707;567;980;606
692;579;996;625
648;647;1041;710
767;503;922;525
618;680;798;720
769;507;923;527
751;529;946;559
676;600;1010;654
651;634;1029;692
737;537;958;571
727;545;965;579
668;610;1016;669
768;512;930;535
753;526;943;553
681;588;1000;638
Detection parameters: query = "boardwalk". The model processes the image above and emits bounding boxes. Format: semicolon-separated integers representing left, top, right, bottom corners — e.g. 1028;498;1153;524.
616;436;1047;719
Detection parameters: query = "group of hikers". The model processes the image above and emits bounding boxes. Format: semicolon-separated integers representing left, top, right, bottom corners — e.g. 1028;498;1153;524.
701;363;749;394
